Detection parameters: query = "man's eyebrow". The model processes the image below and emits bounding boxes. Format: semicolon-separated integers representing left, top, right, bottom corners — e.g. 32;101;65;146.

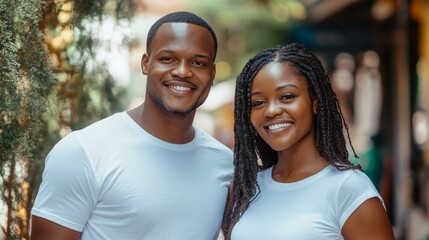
156;49;174;55
157;49;212;60
194;54;211;59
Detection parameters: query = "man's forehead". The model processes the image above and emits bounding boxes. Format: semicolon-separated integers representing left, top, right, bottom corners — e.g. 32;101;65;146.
158;22;192;37
149;22;216;60
156;22;210;37
153;22;215;47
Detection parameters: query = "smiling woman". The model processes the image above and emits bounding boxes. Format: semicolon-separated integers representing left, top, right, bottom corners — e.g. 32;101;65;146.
222;43;395;240
250;61;314;153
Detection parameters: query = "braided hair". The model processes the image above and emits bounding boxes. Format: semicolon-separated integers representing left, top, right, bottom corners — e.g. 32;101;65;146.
222;43;361;239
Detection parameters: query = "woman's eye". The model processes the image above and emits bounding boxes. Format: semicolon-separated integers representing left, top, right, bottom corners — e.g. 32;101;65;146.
281;93;295;100
251;100;264;107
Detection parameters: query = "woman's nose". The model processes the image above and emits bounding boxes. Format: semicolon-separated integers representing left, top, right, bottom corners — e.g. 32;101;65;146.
264;101;283;118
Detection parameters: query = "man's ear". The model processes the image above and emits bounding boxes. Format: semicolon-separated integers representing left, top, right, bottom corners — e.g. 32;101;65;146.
141;53;149;75
211;63;216;86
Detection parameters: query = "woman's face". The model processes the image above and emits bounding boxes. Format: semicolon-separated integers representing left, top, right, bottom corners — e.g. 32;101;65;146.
250;62;315;152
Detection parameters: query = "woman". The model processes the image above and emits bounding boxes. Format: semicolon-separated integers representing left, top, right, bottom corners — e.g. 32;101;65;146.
222;43;395;239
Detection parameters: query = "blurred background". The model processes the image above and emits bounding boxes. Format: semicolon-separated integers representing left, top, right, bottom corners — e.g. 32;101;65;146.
1;0;428;239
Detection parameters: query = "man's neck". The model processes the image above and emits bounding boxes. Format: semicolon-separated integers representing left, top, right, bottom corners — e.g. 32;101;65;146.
127;103;196;144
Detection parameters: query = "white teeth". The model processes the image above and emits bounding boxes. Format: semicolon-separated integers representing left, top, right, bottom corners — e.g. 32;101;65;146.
268;123;291;130
170;85;191;91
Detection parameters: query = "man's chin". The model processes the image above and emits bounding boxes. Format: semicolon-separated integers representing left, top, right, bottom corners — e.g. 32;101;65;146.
164;102;203;116
167;108;196;115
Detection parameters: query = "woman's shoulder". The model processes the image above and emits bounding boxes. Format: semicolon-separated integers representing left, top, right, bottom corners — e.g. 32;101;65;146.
324;165;376;190
326;164;366;178
326;165;380;198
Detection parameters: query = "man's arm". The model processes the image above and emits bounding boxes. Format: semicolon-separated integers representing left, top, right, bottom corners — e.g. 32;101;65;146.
30;215;81;240
31;133;96;240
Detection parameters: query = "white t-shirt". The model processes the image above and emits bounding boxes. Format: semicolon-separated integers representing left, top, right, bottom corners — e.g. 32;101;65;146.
32;112;233;240
231;165;383;240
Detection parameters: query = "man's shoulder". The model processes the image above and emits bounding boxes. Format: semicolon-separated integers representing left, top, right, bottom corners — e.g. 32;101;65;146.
78;112;125;133
54;112;126;152
195;126;232;152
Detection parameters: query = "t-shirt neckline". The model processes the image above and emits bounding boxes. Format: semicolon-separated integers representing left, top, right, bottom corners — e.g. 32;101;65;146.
264;165;332;191
120;111;201;150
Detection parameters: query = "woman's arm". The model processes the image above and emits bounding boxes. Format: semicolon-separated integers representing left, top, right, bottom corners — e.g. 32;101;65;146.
342;197;395;240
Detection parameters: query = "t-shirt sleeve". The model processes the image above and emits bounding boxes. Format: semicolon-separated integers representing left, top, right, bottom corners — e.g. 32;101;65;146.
336;170;384;229
31;133;98;232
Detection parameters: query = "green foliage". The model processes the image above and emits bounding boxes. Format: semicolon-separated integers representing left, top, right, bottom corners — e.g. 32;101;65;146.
192;0;294;78
61;0;133;129
1;0;56;238
0;0;134;238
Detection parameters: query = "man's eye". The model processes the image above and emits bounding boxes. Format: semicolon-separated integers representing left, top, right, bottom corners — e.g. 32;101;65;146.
193;60;207;67
159;57;173;62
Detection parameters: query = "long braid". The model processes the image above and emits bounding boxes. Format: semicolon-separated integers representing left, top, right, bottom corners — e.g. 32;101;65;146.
222;47;279;238
222;43;360;239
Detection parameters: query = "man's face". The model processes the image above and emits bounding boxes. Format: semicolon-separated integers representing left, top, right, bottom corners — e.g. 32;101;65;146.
141;22;216;115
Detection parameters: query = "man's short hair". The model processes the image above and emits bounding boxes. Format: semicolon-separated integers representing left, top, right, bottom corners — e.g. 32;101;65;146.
146;11;218;59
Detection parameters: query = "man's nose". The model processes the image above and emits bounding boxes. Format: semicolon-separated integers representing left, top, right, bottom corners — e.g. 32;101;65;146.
171;61;193;78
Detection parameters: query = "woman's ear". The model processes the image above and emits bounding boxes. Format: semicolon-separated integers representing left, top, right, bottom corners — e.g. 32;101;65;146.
313;98;318;114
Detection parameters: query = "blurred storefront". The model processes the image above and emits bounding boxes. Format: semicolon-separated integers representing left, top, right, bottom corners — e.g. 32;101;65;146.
289;0;428;239
132;0;428;239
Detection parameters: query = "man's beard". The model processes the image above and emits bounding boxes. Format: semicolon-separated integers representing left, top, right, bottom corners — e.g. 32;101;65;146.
147;89;203;115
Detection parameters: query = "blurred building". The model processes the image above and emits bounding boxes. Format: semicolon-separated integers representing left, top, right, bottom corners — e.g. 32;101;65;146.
289;0;428;239
132;0;428;239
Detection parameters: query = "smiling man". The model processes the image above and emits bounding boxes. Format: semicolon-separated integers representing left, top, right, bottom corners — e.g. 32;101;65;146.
30;12;233;240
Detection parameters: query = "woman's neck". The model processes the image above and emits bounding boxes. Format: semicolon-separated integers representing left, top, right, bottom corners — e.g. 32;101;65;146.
272;142;328;183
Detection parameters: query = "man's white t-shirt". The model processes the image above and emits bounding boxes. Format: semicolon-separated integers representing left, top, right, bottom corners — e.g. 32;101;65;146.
32;112;233;240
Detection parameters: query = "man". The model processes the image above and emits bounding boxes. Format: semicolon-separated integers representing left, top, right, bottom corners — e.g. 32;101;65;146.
31;11;233;240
